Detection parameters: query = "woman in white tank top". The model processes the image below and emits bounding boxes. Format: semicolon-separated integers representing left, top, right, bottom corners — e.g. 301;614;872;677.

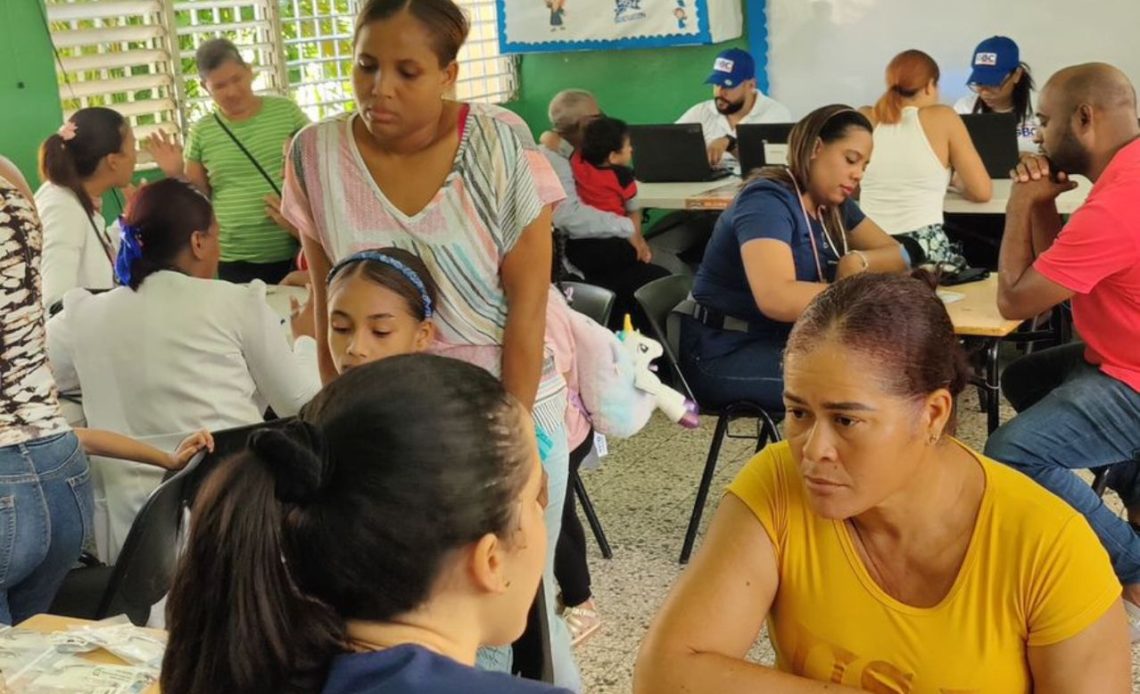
859;50;991;268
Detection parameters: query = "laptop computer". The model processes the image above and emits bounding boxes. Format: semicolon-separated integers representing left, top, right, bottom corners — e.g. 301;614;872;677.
736;122;796;175
745;122;795;145
961;112;1019;178
629;124;732;183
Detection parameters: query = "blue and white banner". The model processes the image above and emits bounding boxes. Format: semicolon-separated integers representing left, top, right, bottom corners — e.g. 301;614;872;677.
497;0;742;54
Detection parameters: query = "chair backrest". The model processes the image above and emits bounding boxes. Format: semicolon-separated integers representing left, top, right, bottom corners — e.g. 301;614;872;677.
180;417;295;508
561;281;616;327
633;274;696;402
99;418;296;624
96;449;206;624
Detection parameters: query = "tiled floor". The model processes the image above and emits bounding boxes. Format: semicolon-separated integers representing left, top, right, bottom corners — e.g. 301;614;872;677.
569;388;1140;692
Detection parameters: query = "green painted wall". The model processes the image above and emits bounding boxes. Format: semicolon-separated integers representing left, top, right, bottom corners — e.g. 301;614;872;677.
0;0;65;183
505;38;749;136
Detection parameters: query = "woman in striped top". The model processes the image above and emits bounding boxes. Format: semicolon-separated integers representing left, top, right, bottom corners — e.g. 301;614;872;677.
147;38;309;284
282;0;578;688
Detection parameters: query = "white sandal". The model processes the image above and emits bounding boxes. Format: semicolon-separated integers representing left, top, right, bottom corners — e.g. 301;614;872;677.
562;602;602;647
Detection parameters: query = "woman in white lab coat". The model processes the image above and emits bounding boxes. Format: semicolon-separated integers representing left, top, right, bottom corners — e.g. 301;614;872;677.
36;107;137;309
47;179;320;560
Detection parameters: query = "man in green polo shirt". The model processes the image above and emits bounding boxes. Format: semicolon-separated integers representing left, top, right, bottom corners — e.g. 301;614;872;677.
147;38;309;283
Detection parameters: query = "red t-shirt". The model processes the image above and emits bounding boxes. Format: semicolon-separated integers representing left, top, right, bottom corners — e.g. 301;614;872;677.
1035;138;1140;391
570;152;637;217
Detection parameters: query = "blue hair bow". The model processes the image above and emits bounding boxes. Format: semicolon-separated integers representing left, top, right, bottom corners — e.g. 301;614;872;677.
115;217;144;286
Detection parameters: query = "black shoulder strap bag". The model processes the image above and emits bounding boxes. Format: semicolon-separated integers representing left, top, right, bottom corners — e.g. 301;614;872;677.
213;113;282;196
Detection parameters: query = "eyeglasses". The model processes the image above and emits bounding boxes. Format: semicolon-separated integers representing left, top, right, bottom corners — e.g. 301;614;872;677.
969;69;1017;94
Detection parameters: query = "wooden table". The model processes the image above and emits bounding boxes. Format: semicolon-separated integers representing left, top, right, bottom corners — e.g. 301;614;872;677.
17;613;163;693
638;175;1092;215
940;275;1024;433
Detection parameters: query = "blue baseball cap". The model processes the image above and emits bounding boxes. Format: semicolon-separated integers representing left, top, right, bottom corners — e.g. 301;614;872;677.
967;36;1020;87
705;48;755;88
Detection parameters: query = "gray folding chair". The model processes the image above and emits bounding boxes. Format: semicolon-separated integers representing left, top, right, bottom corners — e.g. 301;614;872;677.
559;281;615;560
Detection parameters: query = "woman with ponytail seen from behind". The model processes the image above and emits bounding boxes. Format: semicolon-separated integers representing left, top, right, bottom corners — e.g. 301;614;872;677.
859;49;991;268
162;354;572;694
36;107;138;308
46;178;318;560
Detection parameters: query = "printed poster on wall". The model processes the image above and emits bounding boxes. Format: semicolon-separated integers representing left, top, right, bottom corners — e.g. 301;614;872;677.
497;0;742;54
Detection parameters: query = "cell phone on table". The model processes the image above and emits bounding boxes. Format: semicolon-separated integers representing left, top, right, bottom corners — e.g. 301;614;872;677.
939;267;990;286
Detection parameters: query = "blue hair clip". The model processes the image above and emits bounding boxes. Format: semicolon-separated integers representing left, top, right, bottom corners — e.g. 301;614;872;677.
115;217;144;286
326;250;434;319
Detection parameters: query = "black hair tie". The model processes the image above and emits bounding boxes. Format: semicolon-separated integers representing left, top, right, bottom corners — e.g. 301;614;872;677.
249;420;333;504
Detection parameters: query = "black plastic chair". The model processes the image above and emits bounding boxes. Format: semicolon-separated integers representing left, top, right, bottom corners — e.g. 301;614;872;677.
48;449;207;625
634;275;782;564
49;417;294;625
559;281;615;560
561;281;616;329
177;418;295;507
1090;457;1140;499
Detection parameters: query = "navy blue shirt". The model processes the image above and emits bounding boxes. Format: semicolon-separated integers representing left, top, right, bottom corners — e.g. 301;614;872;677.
322;645;574;694
693;178;866;336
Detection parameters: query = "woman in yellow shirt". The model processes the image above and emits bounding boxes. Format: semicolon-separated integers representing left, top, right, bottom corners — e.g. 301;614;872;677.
635;272;1130;693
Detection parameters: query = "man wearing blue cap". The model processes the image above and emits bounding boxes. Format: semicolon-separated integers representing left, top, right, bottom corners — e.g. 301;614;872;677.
676;47;792;169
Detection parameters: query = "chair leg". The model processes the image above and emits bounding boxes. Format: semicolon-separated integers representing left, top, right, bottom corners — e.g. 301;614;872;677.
1091;466;1111;498
680;414;730;564
572;469;613;560
761;415;780;446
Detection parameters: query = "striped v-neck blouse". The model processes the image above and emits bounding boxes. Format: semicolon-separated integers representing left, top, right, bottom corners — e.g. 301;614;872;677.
283;105;564;380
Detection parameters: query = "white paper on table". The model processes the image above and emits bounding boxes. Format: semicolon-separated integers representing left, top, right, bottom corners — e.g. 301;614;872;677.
937;291;965;305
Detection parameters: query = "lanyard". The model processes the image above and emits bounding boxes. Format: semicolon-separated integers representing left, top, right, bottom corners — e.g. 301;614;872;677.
789;175;847;281
85;211;117;285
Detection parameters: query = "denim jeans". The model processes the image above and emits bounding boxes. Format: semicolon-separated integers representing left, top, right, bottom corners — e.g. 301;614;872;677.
0;431;92;624
984;343;1140;583
678;315;786;412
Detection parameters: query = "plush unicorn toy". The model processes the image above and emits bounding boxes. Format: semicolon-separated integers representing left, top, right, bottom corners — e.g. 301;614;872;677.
616;315;700;429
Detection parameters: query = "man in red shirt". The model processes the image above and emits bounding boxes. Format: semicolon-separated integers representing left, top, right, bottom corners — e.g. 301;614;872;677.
987;62;1140;635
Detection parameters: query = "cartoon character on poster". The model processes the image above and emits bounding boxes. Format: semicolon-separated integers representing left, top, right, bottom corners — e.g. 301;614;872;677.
673;0;688;29
545;0;566;30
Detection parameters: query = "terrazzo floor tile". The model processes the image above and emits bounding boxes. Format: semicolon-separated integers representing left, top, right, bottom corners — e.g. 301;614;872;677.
567;388;1140;693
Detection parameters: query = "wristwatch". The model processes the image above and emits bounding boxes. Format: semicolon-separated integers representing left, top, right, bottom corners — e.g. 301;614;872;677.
724;134;737;153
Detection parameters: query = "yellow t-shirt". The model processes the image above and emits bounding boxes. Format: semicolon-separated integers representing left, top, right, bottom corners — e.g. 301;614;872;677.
728;440;1120;694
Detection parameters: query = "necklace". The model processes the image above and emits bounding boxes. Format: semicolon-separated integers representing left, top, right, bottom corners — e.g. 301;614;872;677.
846;519;898;595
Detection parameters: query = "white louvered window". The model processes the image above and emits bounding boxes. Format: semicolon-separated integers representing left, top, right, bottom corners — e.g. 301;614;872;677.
45;0;518;167
454;0;516;103
280;0;358;120
44;0;183;168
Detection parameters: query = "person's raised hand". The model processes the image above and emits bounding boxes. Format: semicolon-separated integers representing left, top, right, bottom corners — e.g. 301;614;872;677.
144;130;185;179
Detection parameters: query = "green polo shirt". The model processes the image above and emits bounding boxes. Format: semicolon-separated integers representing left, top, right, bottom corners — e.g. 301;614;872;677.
186;95;309;263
